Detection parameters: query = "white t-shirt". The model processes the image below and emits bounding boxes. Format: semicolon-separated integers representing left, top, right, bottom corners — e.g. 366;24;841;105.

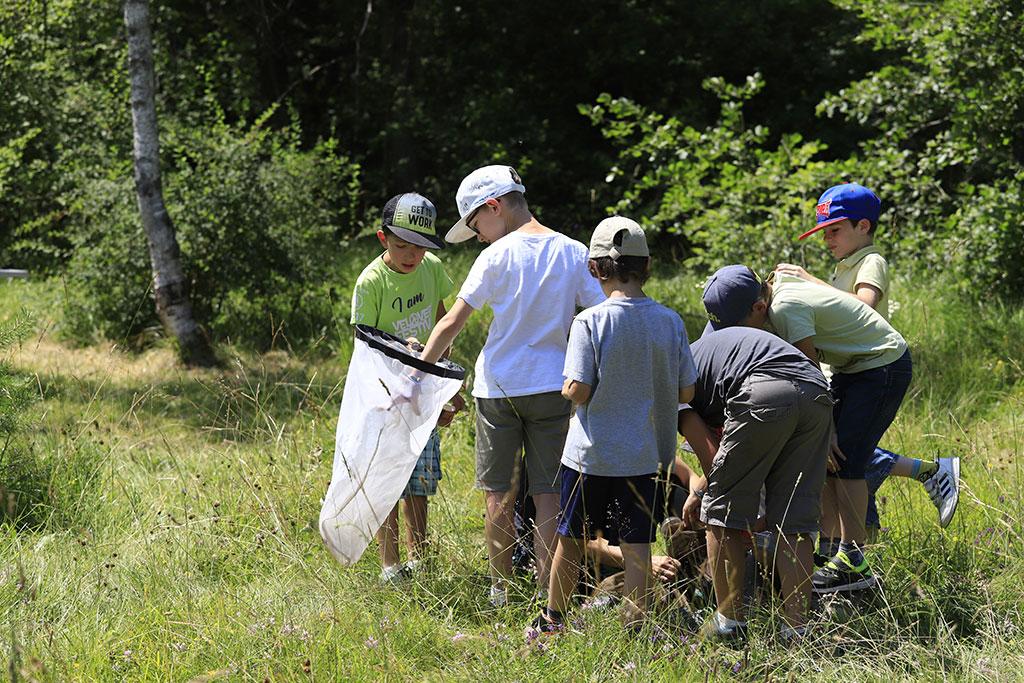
457;231;605;399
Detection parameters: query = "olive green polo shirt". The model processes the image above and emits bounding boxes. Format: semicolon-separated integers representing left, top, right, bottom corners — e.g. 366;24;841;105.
831;244;890;320
768;274;907;375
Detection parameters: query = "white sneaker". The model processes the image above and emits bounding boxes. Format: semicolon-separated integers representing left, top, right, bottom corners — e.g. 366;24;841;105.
379;563;411;585
489;585;508;608
923;457;960;528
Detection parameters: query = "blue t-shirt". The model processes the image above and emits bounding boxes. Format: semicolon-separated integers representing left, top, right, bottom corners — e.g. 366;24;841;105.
561;297;698;477
688;326;828;428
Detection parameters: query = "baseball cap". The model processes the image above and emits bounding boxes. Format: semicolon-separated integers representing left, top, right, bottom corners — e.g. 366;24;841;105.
381;193;445;249
445;165;526;243
589;216;650;260
702;265;762;331
798;183;881;240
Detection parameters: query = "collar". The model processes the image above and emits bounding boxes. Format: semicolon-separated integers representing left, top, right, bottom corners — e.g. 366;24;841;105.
835;244;880;271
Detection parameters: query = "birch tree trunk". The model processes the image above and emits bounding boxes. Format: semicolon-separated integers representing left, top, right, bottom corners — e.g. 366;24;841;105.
124;0;216;367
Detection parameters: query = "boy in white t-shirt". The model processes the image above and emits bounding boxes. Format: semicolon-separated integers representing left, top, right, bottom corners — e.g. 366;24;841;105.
418;165;605;605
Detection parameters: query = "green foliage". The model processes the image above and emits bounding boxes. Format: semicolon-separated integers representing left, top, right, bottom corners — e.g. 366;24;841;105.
62;106;362;351
821;0;1024;295
584;75;842;272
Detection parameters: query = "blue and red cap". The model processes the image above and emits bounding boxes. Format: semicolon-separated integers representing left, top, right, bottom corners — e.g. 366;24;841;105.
798;183;881;240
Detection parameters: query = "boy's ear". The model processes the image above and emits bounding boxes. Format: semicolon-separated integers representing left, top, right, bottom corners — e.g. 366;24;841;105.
751;299;768;315
587;260;602;280
376;230;388;247
855;218;872;233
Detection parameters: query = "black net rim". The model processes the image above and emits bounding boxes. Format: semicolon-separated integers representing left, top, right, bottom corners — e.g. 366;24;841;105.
354;325;466;380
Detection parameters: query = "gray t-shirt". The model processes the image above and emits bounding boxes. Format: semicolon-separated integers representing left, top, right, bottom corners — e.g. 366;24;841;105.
562;297;698;477
688;326;828;429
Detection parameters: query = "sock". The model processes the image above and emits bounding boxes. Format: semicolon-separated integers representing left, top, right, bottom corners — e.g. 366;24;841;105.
819;536;840;558
915;460;939;483
839;541;865;567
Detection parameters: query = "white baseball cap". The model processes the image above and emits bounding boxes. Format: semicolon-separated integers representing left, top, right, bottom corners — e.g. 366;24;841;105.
445;165;526;243
589;216;649;260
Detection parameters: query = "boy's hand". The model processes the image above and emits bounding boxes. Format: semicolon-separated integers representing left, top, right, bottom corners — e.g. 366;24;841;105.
682;491;705;530
775;263;811;280
827;432;846;473
652;555;681;582
435;391;466;428
405;337;424;353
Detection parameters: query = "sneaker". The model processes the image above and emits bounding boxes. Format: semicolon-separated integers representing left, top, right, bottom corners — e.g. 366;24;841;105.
811;551;877;593
379;563;412;585
488;584;508;608
812;552;829;569
526;611;564;637
923;457;960;528
699;612;748;643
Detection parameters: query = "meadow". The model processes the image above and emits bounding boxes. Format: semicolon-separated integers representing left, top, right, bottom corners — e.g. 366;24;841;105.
2;247;1023;681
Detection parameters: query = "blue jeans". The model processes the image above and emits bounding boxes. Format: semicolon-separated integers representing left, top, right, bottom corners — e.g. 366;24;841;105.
830;350;912;481
865;446;899;529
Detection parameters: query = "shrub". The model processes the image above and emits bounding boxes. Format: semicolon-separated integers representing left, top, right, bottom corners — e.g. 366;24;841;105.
62;105;362;351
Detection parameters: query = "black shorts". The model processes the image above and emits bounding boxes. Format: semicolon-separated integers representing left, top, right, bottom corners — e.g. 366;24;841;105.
556;466;667;545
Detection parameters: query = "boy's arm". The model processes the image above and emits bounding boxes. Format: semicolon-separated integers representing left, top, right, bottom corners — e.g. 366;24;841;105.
679;384;695;404
791;336;820;368
676;409;719;475
420;298;474;365
854;283;883;310
434;301;452;360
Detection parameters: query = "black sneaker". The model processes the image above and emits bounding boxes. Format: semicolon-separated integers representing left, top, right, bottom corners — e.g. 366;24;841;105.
811;551;878;593
526;612;564;636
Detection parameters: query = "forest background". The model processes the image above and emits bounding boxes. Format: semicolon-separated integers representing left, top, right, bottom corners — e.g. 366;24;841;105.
1;0;1023;680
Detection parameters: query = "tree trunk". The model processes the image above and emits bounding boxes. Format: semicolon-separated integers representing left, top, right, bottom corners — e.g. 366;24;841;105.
124;0;216;367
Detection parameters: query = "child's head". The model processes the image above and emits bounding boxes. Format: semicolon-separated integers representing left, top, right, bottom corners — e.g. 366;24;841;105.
378;193;445;274
446;165;528;244
702;265;769;330
798;183;881;259
587;216;651;285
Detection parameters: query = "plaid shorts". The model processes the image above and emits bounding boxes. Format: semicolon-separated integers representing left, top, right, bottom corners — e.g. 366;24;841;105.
403;430;442;498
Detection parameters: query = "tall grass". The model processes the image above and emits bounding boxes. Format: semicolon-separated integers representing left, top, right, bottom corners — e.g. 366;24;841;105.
0;259;1022;681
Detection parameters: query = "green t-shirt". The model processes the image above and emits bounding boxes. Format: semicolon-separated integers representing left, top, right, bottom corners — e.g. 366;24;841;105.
768;273;906;374
831;244;890;321
350;252;454;341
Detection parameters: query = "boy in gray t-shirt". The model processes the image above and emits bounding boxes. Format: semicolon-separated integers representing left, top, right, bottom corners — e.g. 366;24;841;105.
535;217;697;632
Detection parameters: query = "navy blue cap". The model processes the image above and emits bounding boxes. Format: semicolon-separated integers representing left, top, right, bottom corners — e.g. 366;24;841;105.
798;183;881;240
702;265;762;331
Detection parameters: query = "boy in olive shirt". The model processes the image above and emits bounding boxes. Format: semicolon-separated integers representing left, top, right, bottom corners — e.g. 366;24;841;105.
351;192;459;583
704;265;911;593
777;183;959;535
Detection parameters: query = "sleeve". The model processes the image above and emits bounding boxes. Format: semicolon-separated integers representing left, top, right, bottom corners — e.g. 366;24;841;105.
678;318;698;387
770;298;816;344
563;315;597;385
575;244;605;308
855;254;889;296
456;251;492;310
350;273;380;327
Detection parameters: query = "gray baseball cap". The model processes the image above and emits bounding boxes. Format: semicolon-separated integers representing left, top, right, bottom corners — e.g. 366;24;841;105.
381;193;445;249
589;216;650;260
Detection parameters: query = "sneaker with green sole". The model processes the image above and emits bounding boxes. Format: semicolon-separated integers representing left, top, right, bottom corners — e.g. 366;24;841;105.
811;550;877;593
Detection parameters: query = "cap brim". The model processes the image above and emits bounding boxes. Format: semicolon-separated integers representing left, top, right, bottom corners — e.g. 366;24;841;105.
797;216;848;241
387;225;446;249
445;217;476;244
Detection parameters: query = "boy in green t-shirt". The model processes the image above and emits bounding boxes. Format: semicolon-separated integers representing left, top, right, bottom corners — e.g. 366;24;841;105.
776;183;959;538
350;192;461;583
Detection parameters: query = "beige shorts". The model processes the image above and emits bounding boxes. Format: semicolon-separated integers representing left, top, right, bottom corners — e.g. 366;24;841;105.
475;391;571;495
701;375;833;534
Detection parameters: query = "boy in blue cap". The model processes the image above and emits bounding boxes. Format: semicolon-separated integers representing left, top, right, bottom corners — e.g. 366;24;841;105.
777;183;959;540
